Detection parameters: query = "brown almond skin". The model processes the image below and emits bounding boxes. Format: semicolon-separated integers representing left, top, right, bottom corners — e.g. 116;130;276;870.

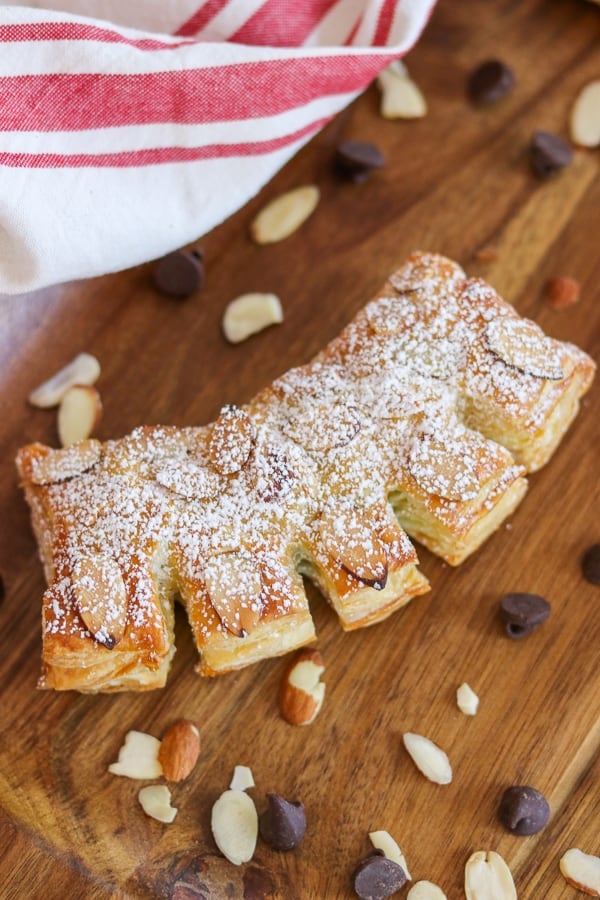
158;719;200;781
279;649;324;726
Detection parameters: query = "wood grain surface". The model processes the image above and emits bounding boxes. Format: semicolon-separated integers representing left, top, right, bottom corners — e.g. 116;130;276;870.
1;1;599;898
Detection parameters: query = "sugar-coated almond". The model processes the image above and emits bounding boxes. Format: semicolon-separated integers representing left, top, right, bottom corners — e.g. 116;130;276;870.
138;785;178;824
108;730;163;779
57;384;102;447
222;292;283;344
485;317;564;380
204;551;263;637
250;186;319;244
28;352;100;408
72;553;128;649
211;789;258;866
403;733;453;784
208;404;255;475
27;440;102;486
158;719;200;782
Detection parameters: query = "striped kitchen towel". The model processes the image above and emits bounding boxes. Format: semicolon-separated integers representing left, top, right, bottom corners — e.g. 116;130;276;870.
0;1;435;295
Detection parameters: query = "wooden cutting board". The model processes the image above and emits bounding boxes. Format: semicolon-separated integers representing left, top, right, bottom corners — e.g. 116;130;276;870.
1;1;599;897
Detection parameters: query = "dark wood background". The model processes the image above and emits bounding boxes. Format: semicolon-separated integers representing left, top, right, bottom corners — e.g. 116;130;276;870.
1;1;599;897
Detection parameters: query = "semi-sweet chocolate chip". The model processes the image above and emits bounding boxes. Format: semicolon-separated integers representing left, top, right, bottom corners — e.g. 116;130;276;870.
581;544;600;585
499;785;550;835
153;249;205;298
500;593;550;639
259;793;306;851
353;853;407;900
335;141;385;183
468;60;515;104
530;131;573;179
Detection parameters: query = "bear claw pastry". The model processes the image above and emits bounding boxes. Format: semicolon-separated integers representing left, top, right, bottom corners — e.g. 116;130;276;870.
16;253;595;692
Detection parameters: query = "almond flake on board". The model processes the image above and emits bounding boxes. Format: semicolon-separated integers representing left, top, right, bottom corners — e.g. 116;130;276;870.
138;785;178;824
560;848;600;896
211;789;259;866
222;292;283;344
464;850;517;900
402;733;453;784
250;185;320;244
377;61;427;119
108;730;163;779
57;384;102;447
369;830;411;879
28;352;101;408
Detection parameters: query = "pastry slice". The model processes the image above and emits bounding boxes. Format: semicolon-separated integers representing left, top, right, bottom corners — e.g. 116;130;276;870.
16;252;595;691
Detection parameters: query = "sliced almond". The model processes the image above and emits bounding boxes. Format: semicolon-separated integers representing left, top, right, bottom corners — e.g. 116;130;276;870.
229;765;255;792
402;733;453;784
464;851;517;900
204;551;262;637
57;384;102;447
280;648;325;726
222;292;283;344
28;352;101;408
365;295;418;336
211;789;258;866
283;401;361;454
27;439;102;485
377;60;427;119
408;438;481;502
138;785;178;824
407;883;447;900
485;317;564;380
457;682;480;716
158;719;200;782
560;848;600;895
255;448;295;503
155;460;220;501
369;831;411;879
208;405;255;475
250;185;319;244
317;508;388;588
570;80;600;148
108;730;163;779
71;553;128;649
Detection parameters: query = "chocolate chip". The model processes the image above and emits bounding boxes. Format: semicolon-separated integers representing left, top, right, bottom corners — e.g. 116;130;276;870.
500;592;550;639
530;131;573;179
468;60;515;104
335;141;385;183
499;785;550;835
259;793;306;851
153;249;205;298
582;544;600;585
353;854;407;900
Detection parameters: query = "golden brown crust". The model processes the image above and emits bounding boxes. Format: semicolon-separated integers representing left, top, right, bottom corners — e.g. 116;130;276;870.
16;252;595;692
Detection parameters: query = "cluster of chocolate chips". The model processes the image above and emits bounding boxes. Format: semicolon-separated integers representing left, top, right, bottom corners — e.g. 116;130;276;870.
467;58;574;180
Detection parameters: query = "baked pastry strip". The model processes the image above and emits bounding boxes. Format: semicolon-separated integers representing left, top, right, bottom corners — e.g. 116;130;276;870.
16;252;595;691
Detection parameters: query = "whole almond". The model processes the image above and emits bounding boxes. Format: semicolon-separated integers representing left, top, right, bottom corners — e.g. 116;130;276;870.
158;719;201;782
279;648;325;726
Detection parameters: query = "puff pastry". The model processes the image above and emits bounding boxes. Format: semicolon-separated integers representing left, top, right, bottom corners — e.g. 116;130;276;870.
16;252;595;692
